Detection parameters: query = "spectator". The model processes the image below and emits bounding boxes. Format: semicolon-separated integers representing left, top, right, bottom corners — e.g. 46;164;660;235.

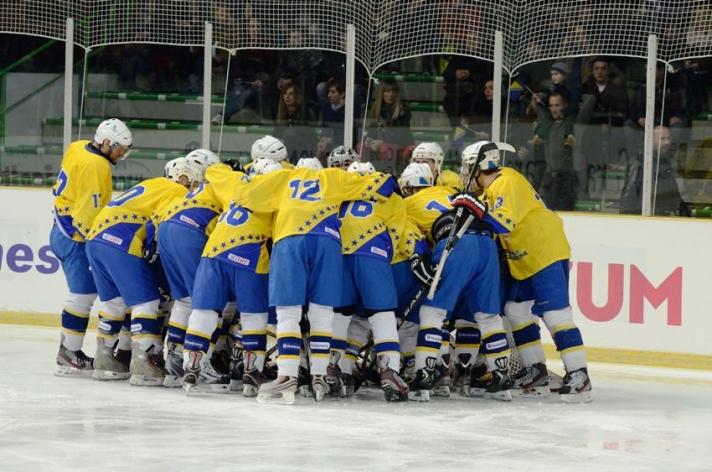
531;92;578;210
632;63;687;129
541;62;580;115
273;84;317;164
362;81;414;167
212;48;273;124
316;78;347;160
620;125;685;216
442;56;478;128
581;57;629;126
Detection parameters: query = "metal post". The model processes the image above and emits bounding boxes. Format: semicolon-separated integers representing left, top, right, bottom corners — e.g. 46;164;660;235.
344;24;356;148
491;31;504;142
642;34;657;216
63;18;74;151
202;21;213;149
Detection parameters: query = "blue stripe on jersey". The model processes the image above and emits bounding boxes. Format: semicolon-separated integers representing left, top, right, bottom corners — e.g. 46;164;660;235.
168;207;219;234
93;222;142;252
484;213;510;234
55;212;78;239
375;176;397;197
351;230;392;261
213;242;263;272
306;214;341;241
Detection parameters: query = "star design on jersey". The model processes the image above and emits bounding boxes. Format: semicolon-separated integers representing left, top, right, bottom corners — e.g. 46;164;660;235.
174;205;179;210
298;227;304;232
132;214;139;220
319;209;325;215
77;222;83;228
359;234;365;240
351;239;357;245
229;238;236;244
247;235;254;240
239;236;245;241
192;199;198;204
221;242;227;248
505;218;512;225
211;246;218;253
304;220;312;227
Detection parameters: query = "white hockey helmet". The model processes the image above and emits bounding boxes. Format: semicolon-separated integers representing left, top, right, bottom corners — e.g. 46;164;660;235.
94;118;133;159
296;157;323;170
164;157;183;179
250;158;283;176
327;145;360;168
398;162;434;189
411;142;444;173
347;161;376;176
166;158;204;187
461;141;516;171
251;135;287;162
185;148;220;169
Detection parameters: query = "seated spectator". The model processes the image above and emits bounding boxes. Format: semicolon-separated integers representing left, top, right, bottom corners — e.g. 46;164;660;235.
530;91;578;210
442;56;478;128
273;84;317;164
581;57;629;126
362;81;414;168
620;125;686;216
632;63;687;130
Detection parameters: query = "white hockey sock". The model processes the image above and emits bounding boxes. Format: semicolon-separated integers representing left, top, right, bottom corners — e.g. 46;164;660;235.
369;311;400;371
307;303;334;376
331;312;352;368
453;319;480;365
276;305;302;378
398;320;419;367
167;297;191;345
97;297;127;348
505;300;546;367
131;300;162;352
117;311;132;351
60;292;96;351
185;309;219;353
343;315;371;374
476;312;511;372
415;306;446;371
543;307;587;372
241;312;268;371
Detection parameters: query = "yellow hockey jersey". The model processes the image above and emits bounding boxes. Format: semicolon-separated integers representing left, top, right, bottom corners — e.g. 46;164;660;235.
52;140;113;241
338;193;405;261
481;167;571;280
243;160;295;174
202;203;273;274
404;186;455;243
87;177;187;257
437;169;463;190
234;168;396;244
391;217;428;264
158;164;247;236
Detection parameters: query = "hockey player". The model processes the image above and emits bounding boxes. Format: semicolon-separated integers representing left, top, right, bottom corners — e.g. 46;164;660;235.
332;161;409;401
157;153;245;388
232;162;396;404
462;141;592;403
401;162;512;401
51;118;132;376
182;158;281;395
410;142;462;189
296;157;324;170
85;161;197;386
327;145;360;169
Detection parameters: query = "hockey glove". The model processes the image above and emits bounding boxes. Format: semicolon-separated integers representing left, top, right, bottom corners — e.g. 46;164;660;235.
222;159;244;173
409;253;435;287
451;192;488;220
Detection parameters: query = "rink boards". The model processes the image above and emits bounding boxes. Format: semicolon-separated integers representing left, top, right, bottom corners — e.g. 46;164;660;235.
1;186;711;369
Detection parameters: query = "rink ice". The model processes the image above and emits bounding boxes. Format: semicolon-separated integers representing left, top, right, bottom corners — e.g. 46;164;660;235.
1;325;711;472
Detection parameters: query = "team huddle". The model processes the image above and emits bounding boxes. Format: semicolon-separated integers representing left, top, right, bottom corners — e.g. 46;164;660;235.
51;118;592;405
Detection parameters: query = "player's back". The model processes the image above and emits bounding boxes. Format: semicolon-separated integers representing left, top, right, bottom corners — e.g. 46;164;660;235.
404;186;454;243
52;140;113;241
88;177;187;256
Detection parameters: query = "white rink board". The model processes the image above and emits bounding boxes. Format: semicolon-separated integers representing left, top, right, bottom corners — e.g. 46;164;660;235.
1;187;711;356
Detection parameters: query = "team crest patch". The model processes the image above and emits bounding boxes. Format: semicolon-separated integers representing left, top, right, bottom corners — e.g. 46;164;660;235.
494;196;504;209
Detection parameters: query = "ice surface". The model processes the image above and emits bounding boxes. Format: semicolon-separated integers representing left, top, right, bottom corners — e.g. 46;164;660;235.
1;324;711;472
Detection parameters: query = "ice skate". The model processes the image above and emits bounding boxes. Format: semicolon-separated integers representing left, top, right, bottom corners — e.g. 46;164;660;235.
470;368;513;401
311;374;329;402
432;362;451;398
451;354;473;397
378;356;408;402
163;341;183;388
56;341;93;377
129;344;165;386
558;368;592;403
256;376;298;405
228;344;244;392
183;351;230;394
241;352;265;397
407;365;436;402
92;339;130;381
512;362;550;397
326;357;345;397
341;373;356;397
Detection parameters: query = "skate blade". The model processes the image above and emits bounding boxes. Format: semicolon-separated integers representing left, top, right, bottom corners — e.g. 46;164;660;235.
229;379;243;392
559;390;592;404
256;391;296;405
92;370;130;381
56;366;94;378
189;383;231;394
129;375;164;387
490;389;512;402
407;390;430;402
163;375;184;388
512;385;551;397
